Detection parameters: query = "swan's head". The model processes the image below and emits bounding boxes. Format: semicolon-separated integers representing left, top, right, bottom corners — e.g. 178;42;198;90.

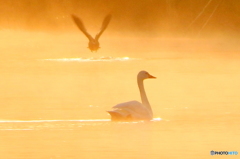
138;70;156;80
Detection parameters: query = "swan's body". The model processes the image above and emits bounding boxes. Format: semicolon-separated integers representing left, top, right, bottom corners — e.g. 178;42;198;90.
107;71;156;121
71;14;111;52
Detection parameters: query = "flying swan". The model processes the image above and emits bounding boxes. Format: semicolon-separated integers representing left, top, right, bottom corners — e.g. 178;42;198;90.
71;14;112;52
107;71;156;121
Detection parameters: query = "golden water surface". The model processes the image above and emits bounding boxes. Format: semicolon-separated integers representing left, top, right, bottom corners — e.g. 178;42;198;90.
0;31;239;159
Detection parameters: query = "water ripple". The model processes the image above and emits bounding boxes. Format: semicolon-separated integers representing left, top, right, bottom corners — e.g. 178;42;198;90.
42;56;138;62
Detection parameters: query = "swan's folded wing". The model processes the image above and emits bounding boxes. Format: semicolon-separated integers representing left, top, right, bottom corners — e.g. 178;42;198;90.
112;101;152;120
95;14;112;41
113;101;142;109
71;14;94;41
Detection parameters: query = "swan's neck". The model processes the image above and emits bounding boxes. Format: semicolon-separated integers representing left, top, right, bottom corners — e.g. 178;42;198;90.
137;78;153;116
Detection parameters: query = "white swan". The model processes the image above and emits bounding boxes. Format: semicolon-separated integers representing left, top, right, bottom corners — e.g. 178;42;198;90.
107;70;156;121
71;14;112;52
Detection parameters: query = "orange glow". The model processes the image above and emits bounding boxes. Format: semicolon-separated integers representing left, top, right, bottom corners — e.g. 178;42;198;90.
0;1;239;159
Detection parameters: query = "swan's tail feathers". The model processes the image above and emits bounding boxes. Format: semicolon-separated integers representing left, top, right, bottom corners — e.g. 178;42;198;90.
107;111;122;121
107;111;132;122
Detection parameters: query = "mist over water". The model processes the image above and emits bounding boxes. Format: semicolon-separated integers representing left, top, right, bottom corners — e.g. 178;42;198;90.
0;1;240;159
0;0;240;37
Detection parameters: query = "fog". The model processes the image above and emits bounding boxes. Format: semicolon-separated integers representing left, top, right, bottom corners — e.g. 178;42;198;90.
0;1;240;158
0;0;239;38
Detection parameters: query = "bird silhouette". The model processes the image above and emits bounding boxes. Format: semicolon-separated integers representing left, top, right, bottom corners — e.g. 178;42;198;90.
71;14;112;52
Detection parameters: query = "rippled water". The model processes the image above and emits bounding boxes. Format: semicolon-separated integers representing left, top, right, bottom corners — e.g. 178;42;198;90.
0;32;240;159
43;56;135;62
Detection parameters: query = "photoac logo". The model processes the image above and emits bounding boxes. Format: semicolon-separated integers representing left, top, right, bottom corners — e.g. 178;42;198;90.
210;150;238;155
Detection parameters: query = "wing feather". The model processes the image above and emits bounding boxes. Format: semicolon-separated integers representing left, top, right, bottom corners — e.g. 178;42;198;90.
95;14;112;41
71;14;94;41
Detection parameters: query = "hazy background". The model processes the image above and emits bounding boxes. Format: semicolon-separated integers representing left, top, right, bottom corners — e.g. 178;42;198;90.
0;0;239;37
0;1;240;159
0;0;240;60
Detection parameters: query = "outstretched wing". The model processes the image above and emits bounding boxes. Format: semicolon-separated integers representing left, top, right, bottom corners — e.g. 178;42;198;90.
71;14;94;41
95;14;112;41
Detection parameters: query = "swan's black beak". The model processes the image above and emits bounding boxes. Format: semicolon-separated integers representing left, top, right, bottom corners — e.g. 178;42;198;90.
148;74;156;79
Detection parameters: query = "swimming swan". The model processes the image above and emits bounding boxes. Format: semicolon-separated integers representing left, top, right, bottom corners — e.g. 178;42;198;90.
71;14;112;52
107;71;156;121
